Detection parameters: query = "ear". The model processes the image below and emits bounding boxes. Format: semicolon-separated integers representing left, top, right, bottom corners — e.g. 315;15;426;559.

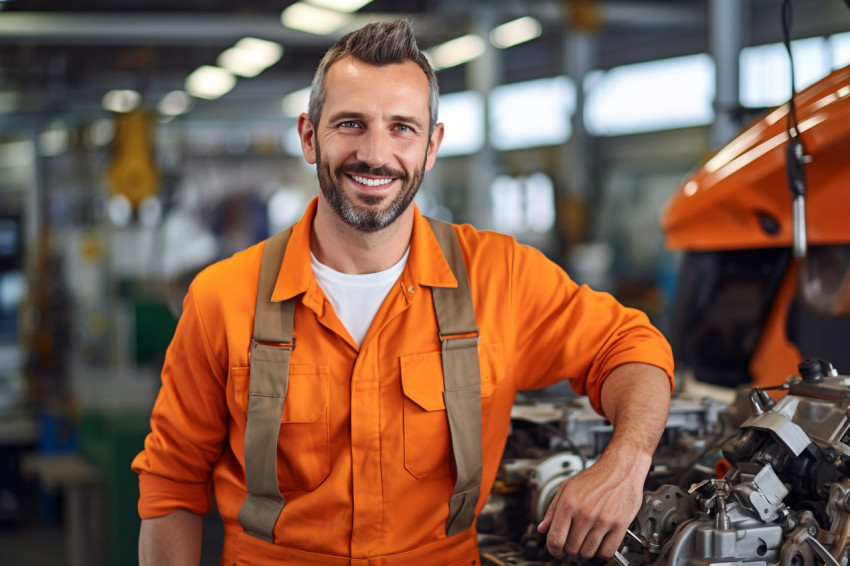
424;122;444;172
297;113;317;165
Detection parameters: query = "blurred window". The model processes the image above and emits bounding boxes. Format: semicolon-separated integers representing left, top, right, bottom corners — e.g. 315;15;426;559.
489;76;575;150
268;187;308;235
491;172;555;234
585;54;715;136
437;91;485;157
830;31;850;69
282;126;304;157
739;37;830;108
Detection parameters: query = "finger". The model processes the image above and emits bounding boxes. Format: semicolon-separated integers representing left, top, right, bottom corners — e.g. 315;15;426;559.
544;484;577;558
597;523;630;558
576;523;606;559
537;481;567;533
545;510;571;559
561;509;592;557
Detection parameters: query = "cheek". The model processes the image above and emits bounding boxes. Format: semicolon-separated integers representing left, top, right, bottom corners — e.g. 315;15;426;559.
398;141;430;167
321;137;359;164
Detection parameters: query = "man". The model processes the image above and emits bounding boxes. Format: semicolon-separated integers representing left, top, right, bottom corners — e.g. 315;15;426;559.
134;18;674;565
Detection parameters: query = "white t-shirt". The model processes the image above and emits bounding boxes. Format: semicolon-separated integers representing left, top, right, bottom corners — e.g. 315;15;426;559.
310;248;410;346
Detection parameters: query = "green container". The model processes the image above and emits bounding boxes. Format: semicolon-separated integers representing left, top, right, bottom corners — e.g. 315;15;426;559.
78;409;151;566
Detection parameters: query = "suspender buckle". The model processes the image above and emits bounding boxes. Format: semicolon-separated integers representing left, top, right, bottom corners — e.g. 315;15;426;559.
248;336;297;360
438;330;480;341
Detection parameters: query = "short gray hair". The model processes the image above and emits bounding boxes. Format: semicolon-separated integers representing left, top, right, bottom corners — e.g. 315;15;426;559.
307;18;439;135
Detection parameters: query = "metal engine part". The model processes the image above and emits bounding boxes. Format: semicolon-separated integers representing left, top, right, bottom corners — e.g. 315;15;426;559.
478;393;725;565
529;453;588;524
479;359;850;566
612;359;850;566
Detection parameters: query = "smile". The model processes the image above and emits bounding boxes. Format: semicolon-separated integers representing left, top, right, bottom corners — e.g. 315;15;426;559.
351;175;394;187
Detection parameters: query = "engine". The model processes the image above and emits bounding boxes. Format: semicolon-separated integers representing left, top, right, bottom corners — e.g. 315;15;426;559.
479;359;850;566
478;387;726;565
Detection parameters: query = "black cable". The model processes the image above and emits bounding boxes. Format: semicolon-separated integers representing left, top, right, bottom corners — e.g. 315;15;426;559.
546;422;588;472
514;418;589;472
782;0;808;260
781;0;802;140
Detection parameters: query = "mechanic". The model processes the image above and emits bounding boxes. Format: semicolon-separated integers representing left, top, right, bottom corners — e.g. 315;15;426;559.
133;18;675;565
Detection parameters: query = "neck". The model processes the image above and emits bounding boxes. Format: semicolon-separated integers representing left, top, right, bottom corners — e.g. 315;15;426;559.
311;199;414;274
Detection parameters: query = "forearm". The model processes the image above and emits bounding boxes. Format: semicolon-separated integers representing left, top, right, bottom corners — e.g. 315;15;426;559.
536;363;672;558
139;509;203;566
598;362;672;472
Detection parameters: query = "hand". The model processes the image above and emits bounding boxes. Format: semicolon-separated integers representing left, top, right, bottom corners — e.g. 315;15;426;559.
536;455;644;560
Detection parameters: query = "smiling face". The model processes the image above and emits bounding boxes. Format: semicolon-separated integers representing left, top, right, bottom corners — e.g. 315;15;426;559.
298;56;443;233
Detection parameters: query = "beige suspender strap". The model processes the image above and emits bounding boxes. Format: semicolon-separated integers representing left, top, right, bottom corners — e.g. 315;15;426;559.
238;220;482;542
426;217;484;537
237;228;295;543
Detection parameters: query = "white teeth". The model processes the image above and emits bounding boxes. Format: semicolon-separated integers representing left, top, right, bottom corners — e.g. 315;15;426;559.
352;175;393;187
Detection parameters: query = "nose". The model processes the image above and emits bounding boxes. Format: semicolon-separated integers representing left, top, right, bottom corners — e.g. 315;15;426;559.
355;128;391;168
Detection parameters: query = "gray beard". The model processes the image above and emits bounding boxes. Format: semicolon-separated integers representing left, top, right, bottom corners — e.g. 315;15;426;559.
315;141;426;233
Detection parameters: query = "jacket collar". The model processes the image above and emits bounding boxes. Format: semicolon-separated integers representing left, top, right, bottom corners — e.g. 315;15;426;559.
270;196;457;303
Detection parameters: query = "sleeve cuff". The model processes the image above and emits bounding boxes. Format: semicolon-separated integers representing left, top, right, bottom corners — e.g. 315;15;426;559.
580;346;676;416
137;472;214;519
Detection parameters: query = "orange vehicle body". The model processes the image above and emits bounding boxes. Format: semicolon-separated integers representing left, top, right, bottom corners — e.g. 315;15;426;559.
661;65;850;389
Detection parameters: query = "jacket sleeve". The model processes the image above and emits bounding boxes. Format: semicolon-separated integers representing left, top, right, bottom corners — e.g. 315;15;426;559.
510;242;674;416
131;276;229;519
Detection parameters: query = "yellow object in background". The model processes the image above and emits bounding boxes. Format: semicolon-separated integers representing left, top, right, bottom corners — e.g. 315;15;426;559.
106;112;160;209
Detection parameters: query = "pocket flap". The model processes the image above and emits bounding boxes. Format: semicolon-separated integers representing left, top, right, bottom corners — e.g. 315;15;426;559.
230;364;329;423
400;352;445;411
400;344;505;411
282;365;329;423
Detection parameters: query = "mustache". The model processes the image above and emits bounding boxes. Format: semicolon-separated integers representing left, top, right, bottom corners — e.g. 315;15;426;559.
338;162;407;180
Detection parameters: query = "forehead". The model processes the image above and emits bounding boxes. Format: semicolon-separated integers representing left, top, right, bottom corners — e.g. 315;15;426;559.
321;56;430;122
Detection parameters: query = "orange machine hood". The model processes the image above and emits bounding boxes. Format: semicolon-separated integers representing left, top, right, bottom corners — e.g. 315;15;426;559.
662;65;850;252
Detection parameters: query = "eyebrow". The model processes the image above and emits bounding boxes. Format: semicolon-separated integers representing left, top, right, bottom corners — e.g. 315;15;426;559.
326;111;425;130
391;114;425;130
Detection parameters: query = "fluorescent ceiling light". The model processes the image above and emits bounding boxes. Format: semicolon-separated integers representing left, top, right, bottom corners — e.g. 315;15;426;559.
185;66;236;100
237;37;283;65
102;89;141;113
425;35;486;70
282;86;312;118
218;37;283;78
490;17;542;49
218;49;263;78
306;0;373;13
158;90;193;116
282;3;352;35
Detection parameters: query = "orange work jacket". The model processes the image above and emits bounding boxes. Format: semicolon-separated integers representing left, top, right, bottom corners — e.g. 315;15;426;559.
132;197;675;565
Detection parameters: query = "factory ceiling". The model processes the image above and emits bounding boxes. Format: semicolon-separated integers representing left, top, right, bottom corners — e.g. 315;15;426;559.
0;0;849;131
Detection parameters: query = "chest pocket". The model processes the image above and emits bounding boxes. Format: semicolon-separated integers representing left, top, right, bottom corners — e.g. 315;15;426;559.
231;364;331;491
400;344;504;479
